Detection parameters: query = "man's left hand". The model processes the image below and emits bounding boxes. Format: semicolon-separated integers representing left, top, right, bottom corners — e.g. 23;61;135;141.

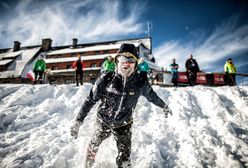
163;105;172;118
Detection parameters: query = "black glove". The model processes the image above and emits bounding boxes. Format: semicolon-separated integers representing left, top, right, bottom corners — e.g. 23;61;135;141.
70;120;83;139
163;105;172;118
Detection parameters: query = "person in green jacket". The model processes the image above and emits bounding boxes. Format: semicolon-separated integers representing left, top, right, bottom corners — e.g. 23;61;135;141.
224;58;237;86
33;55;46;84
103;56;115;72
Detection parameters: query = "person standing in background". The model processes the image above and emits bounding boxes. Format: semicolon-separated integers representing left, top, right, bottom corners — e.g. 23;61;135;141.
185;54;200;86
33;55;46;84
224;58;237;86
72;54;84;86
137;57;150;81
170;58;179;86
103;56;115;73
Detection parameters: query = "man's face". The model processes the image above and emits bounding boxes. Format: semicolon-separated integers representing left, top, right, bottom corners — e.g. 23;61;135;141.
108;56;112;61
116;55;137;77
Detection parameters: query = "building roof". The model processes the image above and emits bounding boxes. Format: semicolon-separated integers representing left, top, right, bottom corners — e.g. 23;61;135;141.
0;47;41;78
0;59;13;66
47;43;141;56
45;53;116;64
1;51;22;59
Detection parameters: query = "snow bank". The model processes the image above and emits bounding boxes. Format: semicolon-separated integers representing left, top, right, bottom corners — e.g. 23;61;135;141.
0;84;247;168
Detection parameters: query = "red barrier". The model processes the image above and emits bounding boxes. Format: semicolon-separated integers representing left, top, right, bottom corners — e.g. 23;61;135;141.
213;74;225;85
196;73;207;84
178;72;188;83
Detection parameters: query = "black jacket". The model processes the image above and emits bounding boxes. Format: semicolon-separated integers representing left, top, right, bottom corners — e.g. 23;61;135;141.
185;59;200;73
76;71;165;128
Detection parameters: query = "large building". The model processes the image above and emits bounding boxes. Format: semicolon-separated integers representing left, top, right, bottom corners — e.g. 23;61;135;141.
0;37;162;84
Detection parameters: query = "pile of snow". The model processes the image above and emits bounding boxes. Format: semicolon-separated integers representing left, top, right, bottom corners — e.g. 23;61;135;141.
0;84;248;168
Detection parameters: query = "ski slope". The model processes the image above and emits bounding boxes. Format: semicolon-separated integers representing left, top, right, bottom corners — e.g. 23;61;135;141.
0;84;248;168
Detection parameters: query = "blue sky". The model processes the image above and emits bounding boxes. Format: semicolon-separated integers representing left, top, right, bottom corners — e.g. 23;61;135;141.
0;0;248;83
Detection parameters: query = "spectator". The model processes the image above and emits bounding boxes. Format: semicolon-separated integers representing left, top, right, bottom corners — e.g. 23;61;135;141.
224;58;237;86
70;43;172;168
103;56;115;72
170;58;179;86
138;57;150;81
33;55;46;84
185;54;200;86
72;54;84;86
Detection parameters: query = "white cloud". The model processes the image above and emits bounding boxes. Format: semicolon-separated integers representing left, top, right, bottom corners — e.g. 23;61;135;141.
154;16;248;72
0;0;145;48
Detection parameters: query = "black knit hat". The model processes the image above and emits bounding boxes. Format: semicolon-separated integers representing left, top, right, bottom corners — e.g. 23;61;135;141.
117;43;139;60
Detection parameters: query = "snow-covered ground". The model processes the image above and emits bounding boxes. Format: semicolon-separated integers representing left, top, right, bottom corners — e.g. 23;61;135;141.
0;84;248;168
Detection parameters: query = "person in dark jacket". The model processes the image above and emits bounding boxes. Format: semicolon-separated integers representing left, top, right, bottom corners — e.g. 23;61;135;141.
185;54;200;86
70;43;172;168
72;54;84;86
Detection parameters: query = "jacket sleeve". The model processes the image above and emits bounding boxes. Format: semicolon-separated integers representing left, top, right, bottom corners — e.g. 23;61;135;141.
33;61;37;71
185;60;189;71
142;80;165;108
43;60;46;70
195;60;200;72
224;63;228;73
76;72;113;122
103;61;107;70
72;62;76;69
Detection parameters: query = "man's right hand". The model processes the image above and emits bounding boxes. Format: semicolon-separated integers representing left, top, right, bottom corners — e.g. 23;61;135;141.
70;120;82;139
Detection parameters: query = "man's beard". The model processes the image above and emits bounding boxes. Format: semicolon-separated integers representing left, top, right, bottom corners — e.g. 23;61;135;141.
117;67;134;77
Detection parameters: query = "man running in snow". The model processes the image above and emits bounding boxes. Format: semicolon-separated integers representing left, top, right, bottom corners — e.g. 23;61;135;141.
70;43;172;168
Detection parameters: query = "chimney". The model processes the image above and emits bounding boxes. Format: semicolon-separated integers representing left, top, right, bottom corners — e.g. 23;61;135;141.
72;38;78;48
41;38;52;51
13;41;21;52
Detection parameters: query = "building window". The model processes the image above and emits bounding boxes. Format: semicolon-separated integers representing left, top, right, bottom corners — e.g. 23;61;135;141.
52;66;58;70
91;63;97;67
103;50;109;54
52;55;58;58
95;51;101;54
67;65;72;69
71;53;76;57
